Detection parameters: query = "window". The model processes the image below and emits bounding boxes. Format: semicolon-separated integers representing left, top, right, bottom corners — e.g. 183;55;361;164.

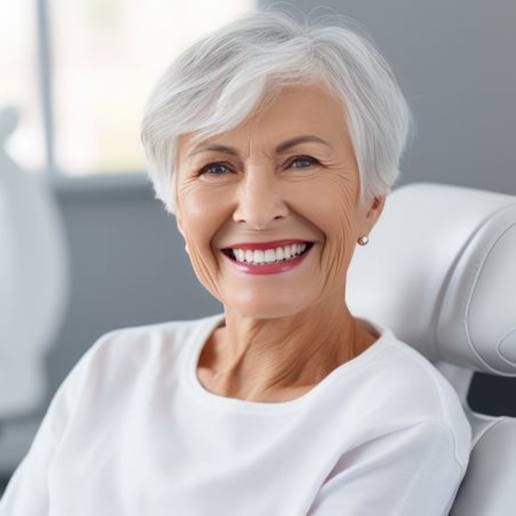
1;0;256;176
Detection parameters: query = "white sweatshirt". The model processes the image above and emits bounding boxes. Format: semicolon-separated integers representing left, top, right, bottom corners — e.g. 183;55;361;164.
0;312;472;515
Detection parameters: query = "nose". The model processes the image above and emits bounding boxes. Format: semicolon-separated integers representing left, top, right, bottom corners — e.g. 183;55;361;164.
232;165;289;229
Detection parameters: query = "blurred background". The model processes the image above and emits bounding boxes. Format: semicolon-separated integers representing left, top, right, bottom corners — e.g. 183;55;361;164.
1;0;515;495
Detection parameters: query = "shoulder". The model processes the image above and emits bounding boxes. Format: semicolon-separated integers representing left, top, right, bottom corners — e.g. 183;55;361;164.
84;313;217;366
379;336;465;420
31;315;217;450
359;331;472;469
62;314;218;397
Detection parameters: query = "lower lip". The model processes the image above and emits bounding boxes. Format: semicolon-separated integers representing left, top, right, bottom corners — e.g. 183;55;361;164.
221;245;314;275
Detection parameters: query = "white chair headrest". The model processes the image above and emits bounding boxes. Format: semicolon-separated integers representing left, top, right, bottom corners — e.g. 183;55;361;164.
347;182;516;376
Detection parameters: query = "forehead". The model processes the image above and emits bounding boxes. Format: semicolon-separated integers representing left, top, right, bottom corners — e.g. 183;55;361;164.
178;81;350;158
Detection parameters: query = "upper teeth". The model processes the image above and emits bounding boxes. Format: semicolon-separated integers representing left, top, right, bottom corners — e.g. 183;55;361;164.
231;243;308;264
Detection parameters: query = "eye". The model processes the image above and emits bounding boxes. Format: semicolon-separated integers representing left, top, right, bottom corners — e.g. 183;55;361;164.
287;155;320;169
197;162;231;177
196;155;320;177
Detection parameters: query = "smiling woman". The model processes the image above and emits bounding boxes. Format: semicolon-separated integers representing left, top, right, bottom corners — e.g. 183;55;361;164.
0;6;471;516
170;79;386;351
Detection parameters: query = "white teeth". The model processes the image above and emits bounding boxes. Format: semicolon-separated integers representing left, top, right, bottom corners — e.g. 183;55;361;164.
253;250;265;264
264;249;276;263
231;243;308;265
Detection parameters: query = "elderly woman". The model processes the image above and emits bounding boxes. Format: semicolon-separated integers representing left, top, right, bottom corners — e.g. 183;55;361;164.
0;8;471;516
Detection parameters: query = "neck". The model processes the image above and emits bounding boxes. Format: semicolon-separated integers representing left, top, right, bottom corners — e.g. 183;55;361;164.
198;298;376;401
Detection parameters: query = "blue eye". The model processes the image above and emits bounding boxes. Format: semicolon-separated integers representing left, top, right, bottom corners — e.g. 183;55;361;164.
289;155;319;168
197;155;320;177
198;162;231;177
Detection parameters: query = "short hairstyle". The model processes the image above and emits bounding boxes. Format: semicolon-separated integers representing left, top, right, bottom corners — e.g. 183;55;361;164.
140;6;415;217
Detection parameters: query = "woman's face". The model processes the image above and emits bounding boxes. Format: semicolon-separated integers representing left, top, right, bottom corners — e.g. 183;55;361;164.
175;81;385;319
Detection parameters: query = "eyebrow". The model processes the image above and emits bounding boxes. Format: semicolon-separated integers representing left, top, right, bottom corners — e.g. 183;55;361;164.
187;134;331;158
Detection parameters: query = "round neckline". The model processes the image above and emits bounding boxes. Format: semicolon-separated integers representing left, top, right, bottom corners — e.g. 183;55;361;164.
184;312;393;414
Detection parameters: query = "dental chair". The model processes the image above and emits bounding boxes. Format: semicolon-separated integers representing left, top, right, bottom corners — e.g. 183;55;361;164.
0;106;70;473
347;181;516;515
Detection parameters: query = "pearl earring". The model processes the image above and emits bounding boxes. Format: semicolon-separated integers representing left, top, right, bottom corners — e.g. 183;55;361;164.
357;235;369;246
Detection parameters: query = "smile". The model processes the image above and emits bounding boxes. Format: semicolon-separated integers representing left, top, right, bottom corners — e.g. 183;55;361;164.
221;242;314;275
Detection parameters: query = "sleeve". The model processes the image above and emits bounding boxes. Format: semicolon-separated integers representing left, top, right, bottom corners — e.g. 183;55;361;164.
0;332;113;515
307;419;471;516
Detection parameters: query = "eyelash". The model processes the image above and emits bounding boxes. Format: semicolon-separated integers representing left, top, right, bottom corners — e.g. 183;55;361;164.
196;155;321;177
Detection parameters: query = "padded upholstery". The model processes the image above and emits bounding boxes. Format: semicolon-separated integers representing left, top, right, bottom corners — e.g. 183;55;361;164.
347;182;516;515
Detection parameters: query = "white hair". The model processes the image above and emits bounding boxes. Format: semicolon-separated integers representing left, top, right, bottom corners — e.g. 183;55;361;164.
140;6;415;217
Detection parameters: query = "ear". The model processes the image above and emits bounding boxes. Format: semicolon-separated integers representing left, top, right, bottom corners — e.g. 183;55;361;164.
360;194;387;236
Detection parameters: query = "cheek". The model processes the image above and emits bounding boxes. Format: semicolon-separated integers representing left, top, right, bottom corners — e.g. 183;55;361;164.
177;180;224;240
308;175;358;238
303;176;358;284
176;182;227;298
178;178;218;217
